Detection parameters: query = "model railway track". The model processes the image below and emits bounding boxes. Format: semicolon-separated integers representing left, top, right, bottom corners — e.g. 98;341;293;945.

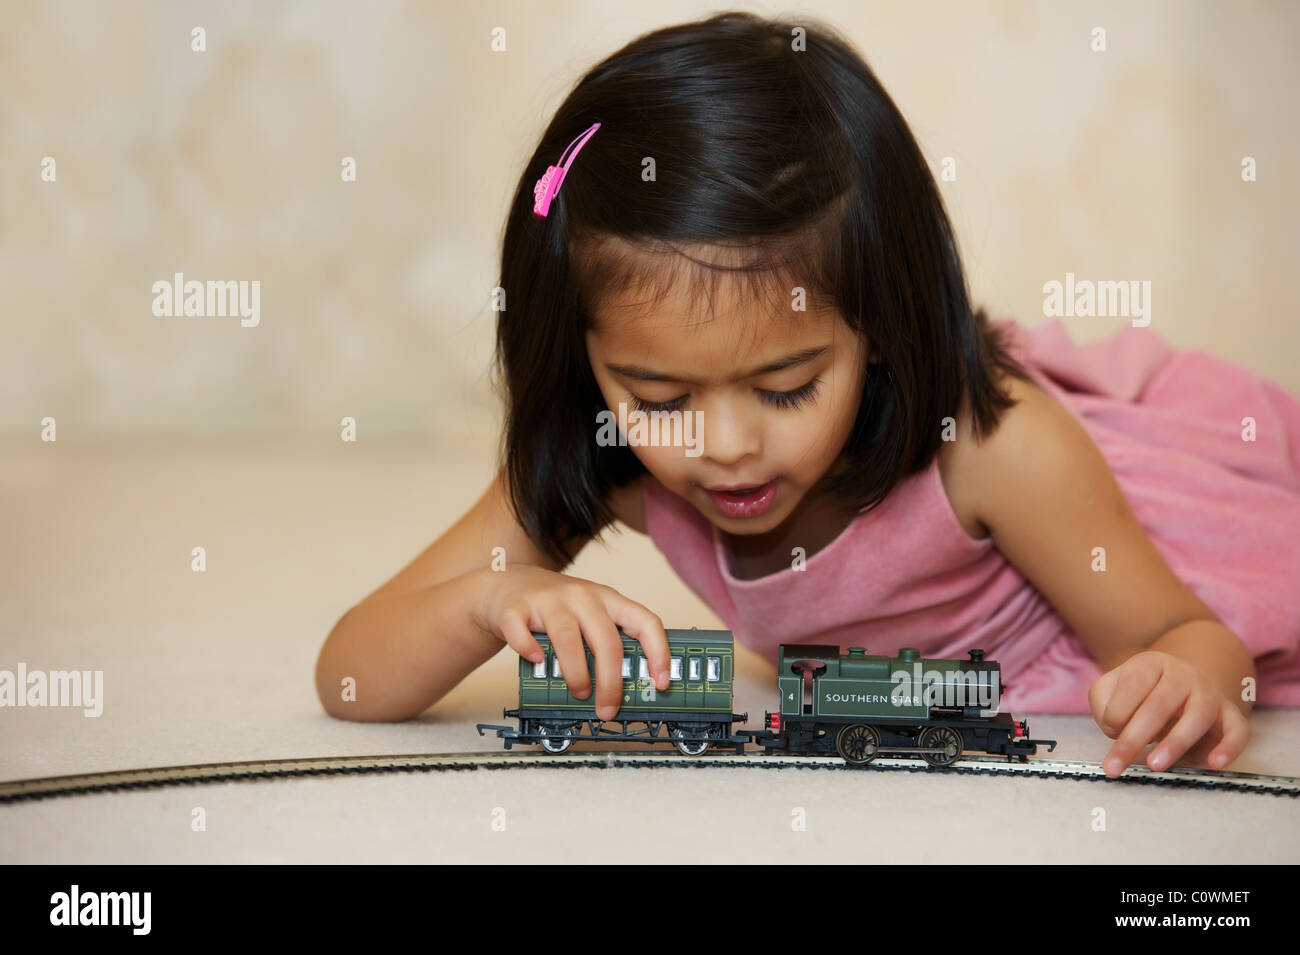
2;751;1297;803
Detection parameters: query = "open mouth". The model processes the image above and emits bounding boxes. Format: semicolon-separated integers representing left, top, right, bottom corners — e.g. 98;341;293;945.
704;479;779;517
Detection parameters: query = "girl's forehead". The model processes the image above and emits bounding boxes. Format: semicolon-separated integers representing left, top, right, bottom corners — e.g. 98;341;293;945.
588;267;836;339
577;234;836;331
590;298;830;348
587;299;852;387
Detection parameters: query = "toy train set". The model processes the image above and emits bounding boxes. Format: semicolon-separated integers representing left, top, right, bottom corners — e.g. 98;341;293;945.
477;628;1057;766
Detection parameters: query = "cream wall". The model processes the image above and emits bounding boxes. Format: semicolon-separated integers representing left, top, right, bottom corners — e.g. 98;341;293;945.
2;0;1296;444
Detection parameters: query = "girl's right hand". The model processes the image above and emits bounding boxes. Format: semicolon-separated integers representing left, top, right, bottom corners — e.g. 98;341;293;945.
472;565;671;720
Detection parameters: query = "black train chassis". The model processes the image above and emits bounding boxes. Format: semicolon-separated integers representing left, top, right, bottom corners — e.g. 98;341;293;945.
477;708;1057;765
742;710;1058;765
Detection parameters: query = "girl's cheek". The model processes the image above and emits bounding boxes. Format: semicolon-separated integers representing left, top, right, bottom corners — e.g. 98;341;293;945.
636;444;684;479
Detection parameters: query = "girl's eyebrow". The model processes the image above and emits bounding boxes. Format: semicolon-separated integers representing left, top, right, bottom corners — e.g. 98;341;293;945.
605;345;831;386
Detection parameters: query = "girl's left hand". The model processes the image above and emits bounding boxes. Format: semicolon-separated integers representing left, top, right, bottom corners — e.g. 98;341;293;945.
1087;650;1251;778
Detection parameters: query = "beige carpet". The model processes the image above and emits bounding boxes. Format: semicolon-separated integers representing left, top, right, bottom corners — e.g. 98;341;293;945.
2;435;1297;863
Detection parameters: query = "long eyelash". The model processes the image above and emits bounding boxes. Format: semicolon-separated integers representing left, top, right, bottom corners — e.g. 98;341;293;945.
758;376;822;411
626;377;823;414
759;376;816;410
626;393;686;414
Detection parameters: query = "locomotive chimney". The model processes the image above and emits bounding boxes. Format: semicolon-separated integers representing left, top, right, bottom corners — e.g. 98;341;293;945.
968;648;986;663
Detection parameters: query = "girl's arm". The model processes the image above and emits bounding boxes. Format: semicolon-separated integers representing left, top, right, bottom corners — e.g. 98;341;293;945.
316;569;503;722
949;373;1254;776
316;467;598;722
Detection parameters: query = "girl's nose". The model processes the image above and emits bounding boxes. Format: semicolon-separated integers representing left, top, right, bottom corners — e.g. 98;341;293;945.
698;400;761;466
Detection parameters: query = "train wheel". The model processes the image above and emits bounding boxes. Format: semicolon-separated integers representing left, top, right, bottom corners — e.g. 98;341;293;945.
538;723;576;754
836;724;881;765
920;725;963;767
669;725;711;757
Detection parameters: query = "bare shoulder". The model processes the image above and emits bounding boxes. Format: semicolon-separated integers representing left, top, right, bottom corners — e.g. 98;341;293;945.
605;474;647;535
945;365;1116;539
937;369;1066;541
971;369;1069;453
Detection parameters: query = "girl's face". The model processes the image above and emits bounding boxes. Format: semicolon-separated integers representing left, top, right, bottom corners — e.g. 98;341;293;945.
585;275;870;537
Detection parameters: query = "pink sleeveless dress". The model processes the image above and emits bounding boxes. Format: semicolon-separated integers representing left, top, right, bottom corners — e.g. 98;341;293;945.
641;317;1300;713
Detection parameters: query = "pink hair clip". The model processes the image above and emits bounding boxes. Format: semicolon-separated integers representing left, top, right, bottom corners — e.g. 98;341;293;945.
533;121;601;217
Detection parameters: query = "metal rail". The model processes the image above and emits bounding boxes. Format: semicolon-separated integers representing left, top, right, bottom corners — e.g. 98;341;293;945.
2;751;1297;803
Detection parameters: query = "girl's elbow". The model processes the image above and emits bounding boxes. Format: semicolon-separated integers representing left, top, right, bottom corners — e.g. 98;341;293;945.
314;666;425;723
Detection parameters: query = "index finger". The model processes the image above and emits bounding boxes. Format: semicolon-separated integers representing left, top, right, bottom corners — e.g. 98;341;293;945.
1103;678;1187;777
1099;657;1162;738
598;591;671;690
568;597;628;721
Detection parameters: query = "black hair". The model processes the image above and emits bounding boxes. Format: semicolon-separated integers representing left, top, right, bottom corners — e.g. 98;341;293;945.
492;10;1031;568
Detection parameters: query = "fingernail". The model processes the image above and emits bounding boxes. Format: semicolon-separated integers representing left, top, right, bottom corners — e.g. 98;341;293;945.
1149;751;1165;770
1212;753;1227;768
1104;757;1122;776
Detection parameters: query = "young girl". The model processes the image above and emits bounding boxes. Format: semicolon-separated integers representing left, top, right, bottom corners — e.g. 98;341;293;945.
316;12;1300;778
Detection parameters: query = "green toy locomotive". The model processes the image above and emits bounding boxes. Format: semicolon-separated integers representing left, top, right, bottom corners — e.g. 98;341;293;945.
747;642;1053;765
476;628;1056;766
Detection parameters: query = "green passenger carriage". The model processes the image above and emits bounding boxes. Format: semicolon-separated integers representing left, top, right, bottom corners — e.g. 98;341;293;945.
477;627;749;755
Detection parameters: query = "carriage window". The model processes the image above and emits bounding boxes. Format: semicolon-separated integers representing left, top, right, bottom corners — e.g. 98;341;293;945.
688;658;701;681
532;659;546;678
706;657;721;682
551;655;562;678
638;658;650;681
669;657;682;680
621;656;631;679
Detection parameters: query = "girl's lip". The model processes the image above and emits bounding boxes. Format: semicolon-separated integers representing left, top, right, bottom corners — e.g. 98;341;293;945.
704;479;779;518
705;480;774;492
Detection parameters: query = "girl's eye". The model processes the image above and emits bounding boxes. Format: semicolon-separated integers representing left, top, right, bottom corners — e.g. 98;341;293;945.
626;376;822;414
626;393;686;414
759;376;822;411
